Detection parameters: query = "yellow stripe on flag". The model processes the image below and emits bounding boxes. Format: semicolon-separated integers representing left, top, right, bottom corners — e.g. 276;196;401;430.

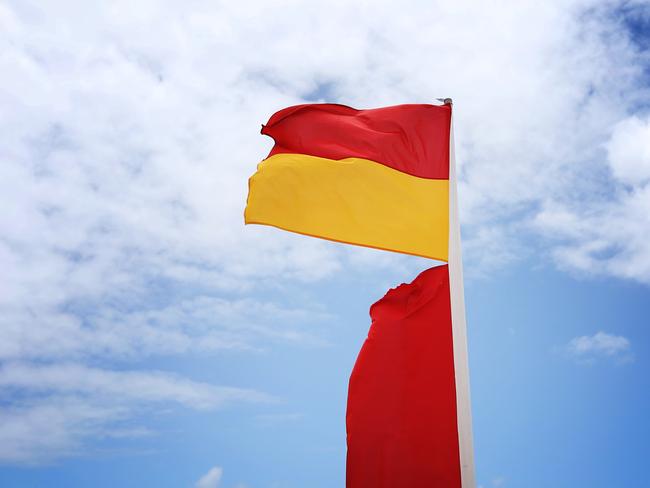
245;153;449;261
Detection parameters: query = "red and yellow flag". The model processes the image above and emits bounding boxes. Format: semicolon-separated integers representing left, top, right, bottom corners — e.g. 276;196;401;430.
244;103;473;488
245;103;451;261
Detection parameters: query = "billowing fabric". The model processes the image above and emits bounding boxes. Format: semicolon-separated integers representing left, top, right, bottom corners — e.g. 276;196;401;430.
245;103;451;260
263;103;451;179
245;153;449;261
346;265;462;488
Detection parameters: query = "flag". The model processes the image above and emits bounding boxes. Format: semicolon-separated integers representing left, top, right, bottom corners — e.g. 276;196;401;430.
244;102;475;488
245;103;451;261
346;264;462;488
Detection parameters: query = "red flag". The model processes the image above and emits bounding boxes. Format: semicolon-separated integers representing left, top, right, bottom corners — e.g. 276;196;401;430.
346;264;462;488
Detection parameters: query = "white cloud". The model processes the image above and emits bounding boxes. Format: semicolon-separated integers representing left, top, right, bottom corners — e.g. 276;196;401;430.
492;476;505;487
479;474;506;487
607;116;650;185
1;0;649;465
0;397;125;464
534;111;650;283
254;412;305;427
0;362;271;409
195;466;223;488
0;296;331;362
565;331;633;364
0;363;271;464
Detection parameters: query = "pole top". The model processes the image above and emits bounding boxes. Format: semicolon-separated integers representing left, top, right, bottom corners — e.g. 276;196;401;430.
436;97;453;105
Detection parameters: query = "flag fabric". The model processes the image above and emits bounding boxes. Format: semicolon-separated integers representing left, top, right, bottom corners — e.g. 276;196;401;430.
244;102;474;488
245;104;451;261
346;264;462;488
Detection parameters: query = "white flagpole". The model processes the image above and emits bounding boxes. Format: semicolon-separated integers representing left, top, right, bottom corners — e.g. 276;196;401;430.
446;99;476;488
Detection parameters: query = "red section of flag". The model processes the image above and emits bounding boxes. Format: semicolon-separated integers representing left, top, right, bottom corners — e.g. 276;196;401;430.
346;264;461;488
261;103;450;180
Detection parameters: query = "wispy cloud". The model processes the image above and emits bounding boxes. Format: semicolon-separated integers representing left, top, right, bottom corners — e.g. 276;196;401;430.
0;363;272;464
0;362;271;409
564;331;634;364
492;476;506;487
254;412;305;428
535;113;650;283
1;296;331;363
195;466;223;488
478;474;506;488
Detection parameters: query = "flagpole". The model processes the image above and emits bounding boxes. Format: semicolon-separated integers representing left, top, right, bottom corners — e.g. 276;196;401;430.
446;99;476;488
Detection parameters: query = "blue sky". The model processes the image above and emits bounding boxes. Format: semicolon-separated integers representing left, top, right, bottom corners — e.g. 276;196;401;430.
1;1;649;487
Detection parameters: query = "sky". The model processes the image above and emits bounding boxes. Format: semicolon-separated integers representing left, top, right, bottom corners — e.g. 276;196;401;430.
1;0;649;487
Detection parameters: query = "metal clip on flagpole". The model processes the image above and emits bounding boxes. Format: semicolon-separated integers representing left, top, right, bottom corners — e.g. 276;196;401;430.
442;97;477;488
